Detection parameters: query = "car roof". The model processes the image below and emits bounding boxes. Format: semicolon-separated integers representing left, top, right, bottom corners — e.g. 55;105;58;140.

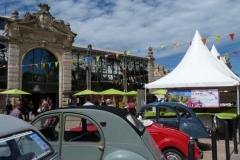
38;106;144;136
53;105;129;117
0;114;38;137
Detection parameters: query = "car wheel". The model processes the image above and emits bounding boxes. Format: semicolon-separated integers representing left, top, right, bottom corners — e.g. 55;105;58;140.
163;149;185;160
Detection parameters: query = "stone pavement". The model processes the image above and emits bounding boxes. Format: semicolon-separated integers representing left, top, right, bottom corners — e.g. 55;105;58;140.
197;137;240;160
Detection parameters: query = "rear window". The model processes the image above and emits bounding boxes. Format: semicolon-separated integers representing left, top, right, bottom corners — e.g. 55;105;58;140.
126;114;145;133
0;131;54;160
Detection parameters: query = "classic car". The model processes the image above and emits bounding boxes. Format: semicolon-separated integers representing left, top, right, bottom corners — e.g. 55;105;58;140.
69;119;203;160
136;102;210;139
31;106;165;160
186;98;203;108
144;120;203;160
0;114;62;160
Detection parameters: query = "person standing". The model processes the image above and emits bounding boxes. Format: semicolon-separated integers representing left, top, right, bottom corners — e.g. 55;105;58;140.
28;101;34;121
22;98;29;121
47;97;53;109
83;96;94;106
5;100;13;115
42;99;49;111
106;99;115;107
10;101;23;119
128;99;137;116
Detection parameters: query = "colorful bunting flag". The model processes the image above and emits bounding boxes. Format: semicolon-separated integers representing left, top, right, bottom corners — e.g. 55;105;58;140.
201;38;207;45
115;53;119;58
173;43;178;48
137;49;142;53
217;56;220;60
35;64;39;68
48;62;52;68
55;62;58;67
160;45;166;48
215;36;220;43
105;54;108;58
70;60;74;64
62;61;66;66
96;56;100;61
42;63;46;68
126;51;130;55
233;50;238;55
229;33;234;41
225;53;229;57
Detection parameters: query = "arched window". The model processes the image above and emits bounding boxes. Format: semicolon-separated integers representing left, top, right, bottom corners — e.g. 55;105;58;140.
22;49;58;91
0;44;7;88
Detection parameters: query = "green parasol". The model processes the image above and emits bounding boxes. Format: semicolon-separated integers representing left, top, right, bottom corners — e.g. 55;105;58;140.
0;89;31;95
73;89;99;96
125;90;137;95
151;89;167;95
98;88;126;95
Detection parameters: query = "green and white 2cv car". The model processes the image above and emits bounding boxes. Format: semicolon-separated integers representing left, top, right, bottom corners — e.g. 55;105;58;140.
31;106;166;160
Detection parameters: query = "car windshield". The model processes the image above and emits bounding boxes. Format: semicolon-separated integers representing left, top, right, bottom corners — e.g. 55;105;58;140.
0;131;54;160
126;114;145;133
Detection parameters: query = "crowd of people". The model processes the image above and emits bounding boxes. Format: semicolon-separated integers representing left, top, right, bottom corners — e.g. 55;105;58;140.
5;96;54;121
81;96;137;115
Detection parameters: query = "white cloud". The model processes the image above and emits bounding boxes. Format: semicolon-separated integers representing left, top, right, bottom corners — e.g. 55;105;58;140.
1;0;240;74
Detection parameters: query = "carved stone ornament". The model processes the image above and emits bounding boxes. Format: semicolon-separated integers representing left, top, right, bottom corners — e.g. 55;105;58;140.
28;33;56;43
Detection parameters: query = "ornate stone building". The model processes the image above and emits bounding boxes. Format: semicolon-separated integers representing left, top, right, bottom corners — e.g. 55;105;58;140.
0;4;160;111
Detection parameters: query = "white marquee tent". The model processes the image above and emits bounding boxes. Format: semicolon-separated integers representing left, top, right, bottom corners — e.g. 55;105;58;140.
145;30;240;88
145;30;240;114
211;45;240;81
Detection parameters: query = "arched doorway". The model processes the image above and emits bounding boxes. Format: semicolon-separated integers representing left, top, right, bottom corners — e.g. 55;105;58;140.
0;44;7;89
22;49;59;112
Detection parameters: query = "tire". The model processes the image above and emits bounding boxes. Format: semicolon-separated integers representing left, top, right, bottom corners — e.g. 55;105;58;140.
163;149;185;160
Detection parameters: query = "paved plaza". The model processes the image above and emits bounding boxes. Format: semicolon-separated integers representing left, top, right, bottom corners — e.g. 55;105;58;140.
198;137;240;160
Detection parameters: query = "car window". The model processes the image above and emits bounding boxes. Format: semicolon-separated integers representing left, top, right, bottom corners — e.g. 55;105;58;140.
142;106;157;119
0;131;54;160
159;106;177;118
33;115;60;141
64;115;100;142
174;106;191;119
126;114;145;133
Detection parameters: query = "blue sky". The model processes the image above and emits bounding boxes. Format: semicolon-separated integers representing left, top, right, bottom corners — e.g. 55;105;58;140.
1;0;240;75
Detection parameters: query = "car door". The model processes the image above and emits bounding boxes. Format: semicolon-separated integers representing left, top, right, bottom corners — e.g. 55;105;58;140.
174;105;210;139
156;105;180;128
32;113;62;153
61;113;104;160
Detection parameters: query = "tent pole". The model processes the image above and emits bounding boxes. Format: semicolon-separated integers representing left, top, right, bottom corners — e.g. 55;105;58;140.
237;86;239;115
145;88;147;104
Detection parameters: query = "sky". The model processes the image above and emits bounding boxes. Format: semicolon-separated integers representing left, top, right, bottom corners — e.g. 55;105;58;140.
1;0;240;75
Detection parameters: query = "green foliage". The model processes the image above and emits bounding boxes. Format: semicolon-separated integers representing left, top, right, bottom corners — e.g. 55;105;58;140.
169;95;179;102
181;97;189;103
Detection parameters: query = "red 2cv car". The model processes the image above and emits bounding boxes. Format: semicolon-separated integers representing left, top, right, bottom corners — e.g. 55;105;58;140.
142;120;203;160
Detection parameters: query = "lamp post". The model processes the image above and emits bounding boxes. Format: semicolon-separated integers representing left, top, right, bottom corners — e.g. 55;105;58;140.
123;51;127;92
86;44;92;90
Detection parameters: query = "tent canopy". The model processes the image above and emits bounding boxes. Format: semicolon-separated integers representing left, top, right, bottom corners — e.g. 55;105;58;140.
211;45;240;81
151;89;167;95
125;90;137;95
145;30;240;89
73;89;98;96
98;88;126;95
0;89;31;95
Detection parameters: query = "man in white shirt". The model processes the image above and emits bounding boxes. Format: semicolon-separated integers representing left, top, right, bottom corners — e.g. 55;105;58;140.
83;96;94;106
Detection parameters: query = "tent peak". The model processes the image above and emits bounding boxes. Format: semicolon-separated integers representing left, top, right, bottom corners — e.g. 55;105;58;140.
211;45;220;57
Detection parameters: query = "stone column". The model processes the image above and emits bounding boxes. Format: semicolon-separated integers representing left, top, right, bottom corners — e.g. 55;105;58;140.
61;49;72;107
147;47;155;93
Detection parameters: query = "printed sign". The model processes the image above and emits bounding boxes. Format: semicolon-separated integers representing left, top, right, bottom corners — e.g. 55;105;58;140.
168;89;219;108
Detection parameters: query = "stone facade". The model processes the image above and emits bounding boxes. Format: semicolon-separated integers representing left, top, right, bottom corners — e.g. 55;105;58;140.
4;4;76;107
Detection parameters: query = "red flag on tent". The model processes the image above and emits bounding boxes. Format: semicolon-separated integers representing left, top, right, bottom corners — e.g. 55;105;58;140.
233;50;238;55
229;33;234;41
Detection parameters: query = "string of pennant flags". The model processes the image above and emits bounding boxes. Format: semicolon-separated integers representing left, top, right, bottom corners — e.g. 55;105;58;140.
0;32;239;73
